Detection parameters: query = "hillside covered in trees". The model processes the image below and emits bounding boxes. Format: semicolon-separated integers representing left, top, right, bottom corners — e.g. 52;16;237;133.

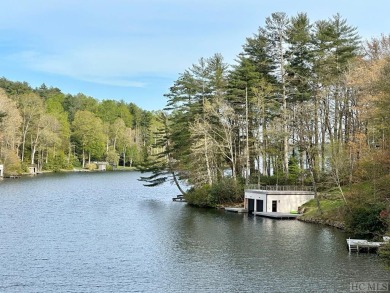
0;78;161;174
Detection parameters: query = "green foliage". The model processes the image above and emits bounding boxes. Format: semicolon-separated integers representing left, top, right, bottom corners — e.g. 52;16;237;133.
43;153;72;172
85;163;97;170
0;77;155;173
0;77;32;96
379;242;390;270
97;100;124;124
63;93;98;122
185;178;244;207
45;94;66;114
208;178;244;206
105;148;119;166
72;110;106;163
344;203;387;239
286;13;314;102
301;197;345;219
185;185;212;208
127;145;142;166
288;155;301;183
1;149;22;175
339;176;389;239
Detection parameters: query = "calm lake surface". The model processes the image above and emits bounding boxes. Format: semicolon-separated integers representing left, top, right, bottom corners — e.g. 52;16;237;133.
0;172;388;292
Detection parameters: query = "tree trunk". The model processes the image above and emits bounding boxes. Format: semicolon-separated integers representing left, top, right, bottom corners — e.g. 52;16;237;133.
283;88;289;177
307;148;322;215
172;171;187;196
245;86;250;184
21;121;30;162
31;144;36;165
204;131;212;185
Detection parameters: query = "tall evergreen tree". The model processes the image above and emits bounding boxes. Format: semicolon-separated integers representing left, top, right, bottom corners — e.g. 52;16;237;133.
313;14;360;176
228;55;260;182
286;12;315;103
228;26;276;182
263;12;291;177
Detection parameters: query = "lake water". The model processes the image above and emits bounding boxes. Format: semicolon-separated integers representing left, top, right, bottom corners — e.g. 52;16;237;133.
0;172;388;292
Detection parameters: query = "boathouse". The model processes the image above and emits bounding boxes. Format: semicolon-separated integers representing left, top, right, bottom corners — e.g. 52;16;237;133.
244;185;315;214
28;164;37;175
96;162;108;171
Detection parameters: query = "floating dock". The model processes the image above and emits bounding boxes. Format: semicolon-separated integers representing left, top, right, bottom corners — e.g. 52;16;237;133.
253;212;300;219
347;238;387;253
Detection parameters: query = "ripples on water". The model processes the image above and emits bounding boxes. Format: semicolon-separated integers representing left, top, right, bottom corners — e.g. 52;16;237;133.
0;172;388;292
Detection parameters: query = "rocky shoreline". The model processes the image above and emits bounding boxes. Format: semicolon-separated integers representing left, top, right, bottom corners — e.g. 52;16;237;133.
298;216;345;230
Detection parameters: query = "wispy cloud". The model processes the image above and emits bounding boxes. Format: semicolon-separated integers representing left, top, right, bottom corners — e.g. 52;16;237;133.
9;48;150;88
82;77;146;88
1;0;389;110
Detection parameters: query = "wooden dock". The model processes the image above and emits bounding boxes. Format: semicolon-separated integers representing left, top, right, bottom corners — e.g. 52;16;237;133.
4;175;21;179
347;238;386;253
225;207;248;213
172;196;186;202
253;212;300;219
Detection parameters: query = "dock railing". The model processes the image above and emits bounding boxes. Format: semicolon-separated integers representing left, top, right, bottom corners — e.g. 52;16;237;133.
245;184;313;192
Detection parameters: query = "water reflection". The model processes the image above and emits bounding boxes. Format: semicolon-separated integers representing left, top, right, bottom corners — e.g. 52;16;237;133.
0;172;388;292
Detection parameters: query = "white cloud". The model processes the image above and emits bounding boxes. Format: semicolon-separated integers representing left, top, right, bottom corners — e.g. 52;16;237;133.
8;49;149;88
7;20;218;81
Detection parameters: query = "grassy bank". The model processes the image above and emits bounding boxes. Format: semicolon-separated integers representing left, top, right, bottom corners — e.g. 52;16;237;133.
298;196;346;229
299;179;389;241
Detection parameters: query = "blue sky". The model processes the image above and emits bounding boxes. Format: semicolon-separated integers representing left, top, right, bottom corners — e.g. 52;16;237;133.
1;0;388;111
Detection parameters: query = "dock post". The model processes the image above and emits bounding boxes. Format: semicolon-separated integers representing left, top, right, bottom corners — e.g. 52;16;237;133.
348;238;351;253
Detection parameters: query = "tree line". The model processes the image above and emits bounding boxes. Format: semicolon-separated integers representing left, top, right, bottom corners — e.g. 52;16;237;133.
1;12;389;200
0;78;160;174
143;12;389;230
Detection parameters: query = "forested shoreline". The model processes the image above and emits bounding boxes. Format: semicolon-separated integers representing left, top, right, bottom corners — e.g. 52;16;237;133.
0;78;161;174
0;12;389;245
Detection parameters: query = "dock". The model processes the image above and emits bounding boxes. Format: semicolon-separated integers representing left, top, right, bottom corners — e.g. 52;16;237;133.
4;175;21;179
253;212;300;219
172;196;186;202
347;238;387;253
225;207;248;213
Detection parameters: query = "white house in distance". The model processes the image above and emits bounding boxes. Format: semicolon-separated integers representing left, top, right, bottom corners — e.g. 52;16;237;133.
244;186;315;214
96;162;108;171
28;164;37;175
